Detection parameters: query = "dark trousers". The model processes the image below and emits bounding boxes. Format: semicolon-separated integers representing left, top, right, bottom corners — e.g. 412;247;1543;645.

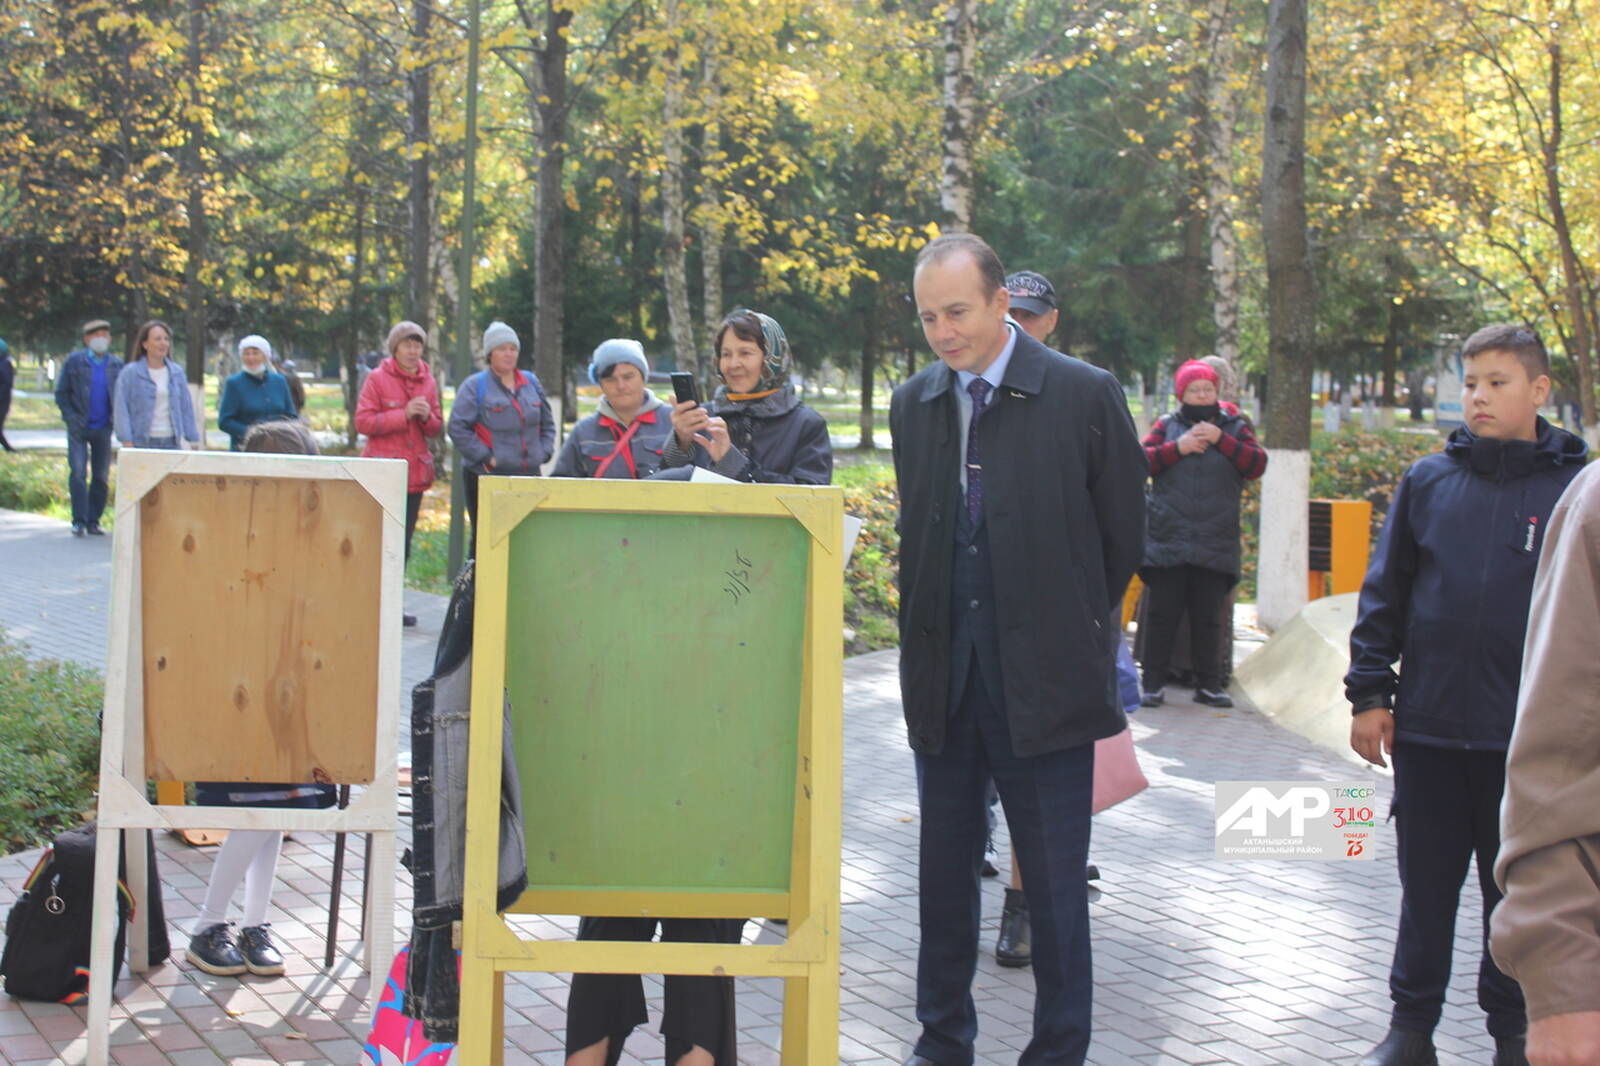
564;916;743;1065
67;427;112;527
914;653;1095;1066
403;490;422;563
1139;563;1231;692
1388;742;1525;1038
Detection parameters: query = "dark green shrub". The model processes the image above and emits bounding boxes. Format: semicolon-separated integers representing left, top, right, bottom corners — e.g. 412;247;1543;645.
0;631;103;853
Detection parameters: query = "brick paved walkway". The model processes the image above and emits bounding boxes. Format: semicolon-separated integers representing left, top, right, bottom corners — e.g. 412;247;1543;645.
0;505;1505;1065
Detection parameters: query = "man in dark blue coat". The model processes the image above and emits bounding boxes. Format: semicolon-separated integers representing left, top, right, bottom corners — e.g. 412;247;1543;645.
1346;324;1587;1066
890;234;1147;1066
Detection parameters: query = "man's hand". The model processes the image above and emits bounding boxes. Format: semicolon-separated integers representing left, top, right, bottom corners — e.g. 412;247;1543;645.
1350;707;1395;768
1529;1012;1600;1066
1177;430;1210;455
1191;420;1222;444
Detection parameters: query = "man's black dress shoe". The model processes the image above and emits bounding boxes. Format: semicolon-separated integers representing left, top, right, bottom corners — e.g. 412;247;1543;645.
1493;1034;1529;1066
1358;1028;1437;1066
901;1057;940;1066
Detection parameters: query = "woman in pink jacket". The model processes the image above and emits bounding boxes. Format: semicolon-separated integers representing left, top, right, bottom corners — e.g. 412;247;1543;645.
357;320;443;626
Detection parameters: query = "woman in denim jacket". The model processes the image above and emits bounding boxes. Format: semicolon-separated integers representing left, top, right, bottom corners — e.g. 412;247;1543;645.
113;320;201;450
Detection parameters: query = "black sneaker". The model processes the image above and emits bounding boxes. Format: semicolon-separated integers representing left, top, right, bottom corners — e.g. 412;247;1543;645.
1140;688;1165;707
1085;863;1100;881
1194;688;1233;708
186;923;247;976
71;523;86;537
85;523;105;536
237;924;285;976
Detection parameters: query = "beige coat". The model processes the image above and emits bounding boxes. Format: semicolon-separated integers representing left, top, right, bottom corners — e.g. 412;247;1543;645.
1491;459;1600;1020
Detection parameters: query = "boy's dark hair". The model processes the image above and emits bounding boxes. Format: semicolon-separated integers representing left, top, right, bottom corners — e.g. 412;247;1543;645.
242;420;319;456
1461;324;1550;380
915;233;1006;294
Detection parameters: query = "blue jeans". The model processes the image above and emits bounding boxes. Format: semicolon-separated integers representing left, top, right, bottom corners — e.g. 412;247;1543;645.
913;653;1095;1066
67;427;113;527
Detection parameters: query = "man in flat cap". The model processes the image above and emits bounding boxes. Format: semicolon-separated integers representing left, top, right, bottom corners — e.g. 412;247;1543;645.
54;319;122;536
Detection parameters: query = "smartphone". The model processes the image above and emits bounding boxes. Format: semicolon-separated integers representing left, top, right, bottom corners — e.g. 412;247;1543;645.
670;372;701;407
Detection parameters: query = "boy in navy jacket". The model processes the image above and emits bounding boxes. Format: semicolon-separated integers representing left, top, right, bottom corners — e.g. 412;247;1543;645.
1346;324;1587;1066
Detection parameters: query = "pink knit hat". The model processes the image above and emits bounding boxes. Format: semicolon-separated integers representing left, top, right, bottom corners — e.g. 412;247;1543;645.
1174;359;1218;400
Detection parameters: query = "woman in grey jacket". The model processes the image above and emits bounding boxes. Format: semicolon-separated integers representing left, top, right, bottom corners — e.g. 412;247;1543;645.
660;309;831;485
113;320;202;449
447;321;556;522
552;339;674;479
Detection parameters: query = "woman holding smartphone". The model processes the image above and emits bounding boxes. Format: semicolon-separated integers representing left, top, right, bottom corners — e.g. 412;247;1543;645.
659;309;831;485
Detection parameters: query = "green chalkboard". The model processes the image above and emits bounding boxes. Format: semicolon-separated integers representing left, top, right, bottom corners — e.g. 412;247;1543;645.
505;510;809;895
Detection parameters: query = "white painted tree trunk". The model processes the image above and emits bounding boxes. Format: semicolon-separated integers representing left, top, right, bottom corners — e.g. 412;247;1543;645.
1257;448;1310;631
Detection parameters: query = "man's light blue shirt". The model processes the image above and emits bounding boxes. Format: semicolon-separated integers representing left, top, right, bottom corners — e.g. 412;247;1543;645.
954;323;1019;493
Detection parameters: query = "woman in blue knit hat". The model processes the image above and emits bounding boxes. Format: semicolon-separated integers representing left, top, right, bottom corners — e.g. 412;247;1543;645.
551;339;674;479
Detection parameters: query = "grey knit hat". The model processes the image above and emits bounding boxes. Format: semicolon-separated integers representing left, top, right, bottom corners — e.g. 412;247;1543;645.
481;321;519;357
588;338;649;384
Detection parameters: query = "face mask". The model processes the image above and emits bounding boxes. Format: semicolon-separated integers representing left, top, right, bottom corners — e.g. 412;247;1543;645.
244;361;267;378
86;335;110;355
1180;402;1221;424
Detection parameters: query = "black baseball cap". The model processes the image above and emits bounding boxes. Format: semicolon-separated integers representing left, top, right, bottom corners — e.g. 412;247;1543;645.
1005;271;1057;316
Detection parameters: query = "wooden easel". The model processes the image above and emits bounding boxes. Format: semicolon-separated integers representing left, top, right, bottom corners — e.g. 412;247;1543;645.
87;449;407;1066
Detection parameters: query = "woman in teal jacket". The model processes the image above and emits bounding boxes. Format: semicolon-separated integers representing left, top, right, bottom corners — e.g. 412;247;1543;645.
217;334;296;450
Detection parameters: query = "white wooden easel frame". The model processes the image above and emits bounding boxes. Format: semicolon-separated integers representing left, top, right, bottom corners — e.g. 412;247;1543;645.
87;449;407;1066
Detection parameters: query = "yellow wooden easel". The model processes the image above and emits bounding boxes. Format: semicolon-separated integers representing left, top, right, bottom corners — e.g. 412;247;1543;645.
456;477;845;1066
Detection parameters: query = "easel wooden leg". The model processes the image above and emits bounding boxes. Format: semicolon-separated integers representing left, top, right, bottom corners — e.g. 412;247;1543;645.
780;975;809;1065
456;958;505;1066
86;827;123;1066
126;828;150;971
364;830;396;982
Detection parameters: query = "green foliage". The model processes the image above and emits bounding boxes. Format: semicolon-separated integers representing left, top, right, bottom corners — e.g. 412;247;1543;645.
837;462;900;653
0;452;76;521
0;630;103;853
1237;427;1444;598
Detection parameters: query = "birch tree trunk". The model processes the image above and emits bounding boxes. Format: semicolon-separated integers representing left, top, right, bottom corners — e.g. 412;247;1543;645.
939;0;977;233
698;49;724;363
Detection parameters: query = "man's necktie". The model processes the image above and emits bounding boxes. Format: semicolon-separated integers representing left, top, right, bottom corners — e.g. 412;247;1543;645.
966;378;992;527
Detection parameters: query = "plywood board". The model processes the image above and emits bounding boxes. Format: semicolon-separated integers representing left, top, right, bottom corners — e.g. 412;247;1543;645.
506;509;807;896
138;472;382;784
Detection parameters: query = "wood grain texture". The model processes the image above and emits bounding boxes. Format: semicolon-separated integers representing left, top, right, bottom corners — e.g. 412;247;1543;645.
138;473;382;783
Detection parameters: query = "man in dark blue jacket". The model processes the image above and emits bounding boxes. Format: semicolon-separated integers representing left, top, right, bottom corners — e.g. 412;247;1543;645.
54;319;122;536
1346;324;1587;1066
892;234;1146;1066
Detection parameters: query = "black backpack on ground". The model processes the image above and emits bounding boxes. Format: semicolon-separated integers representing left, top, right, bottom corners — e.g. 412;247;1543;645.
1;823;169;1003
